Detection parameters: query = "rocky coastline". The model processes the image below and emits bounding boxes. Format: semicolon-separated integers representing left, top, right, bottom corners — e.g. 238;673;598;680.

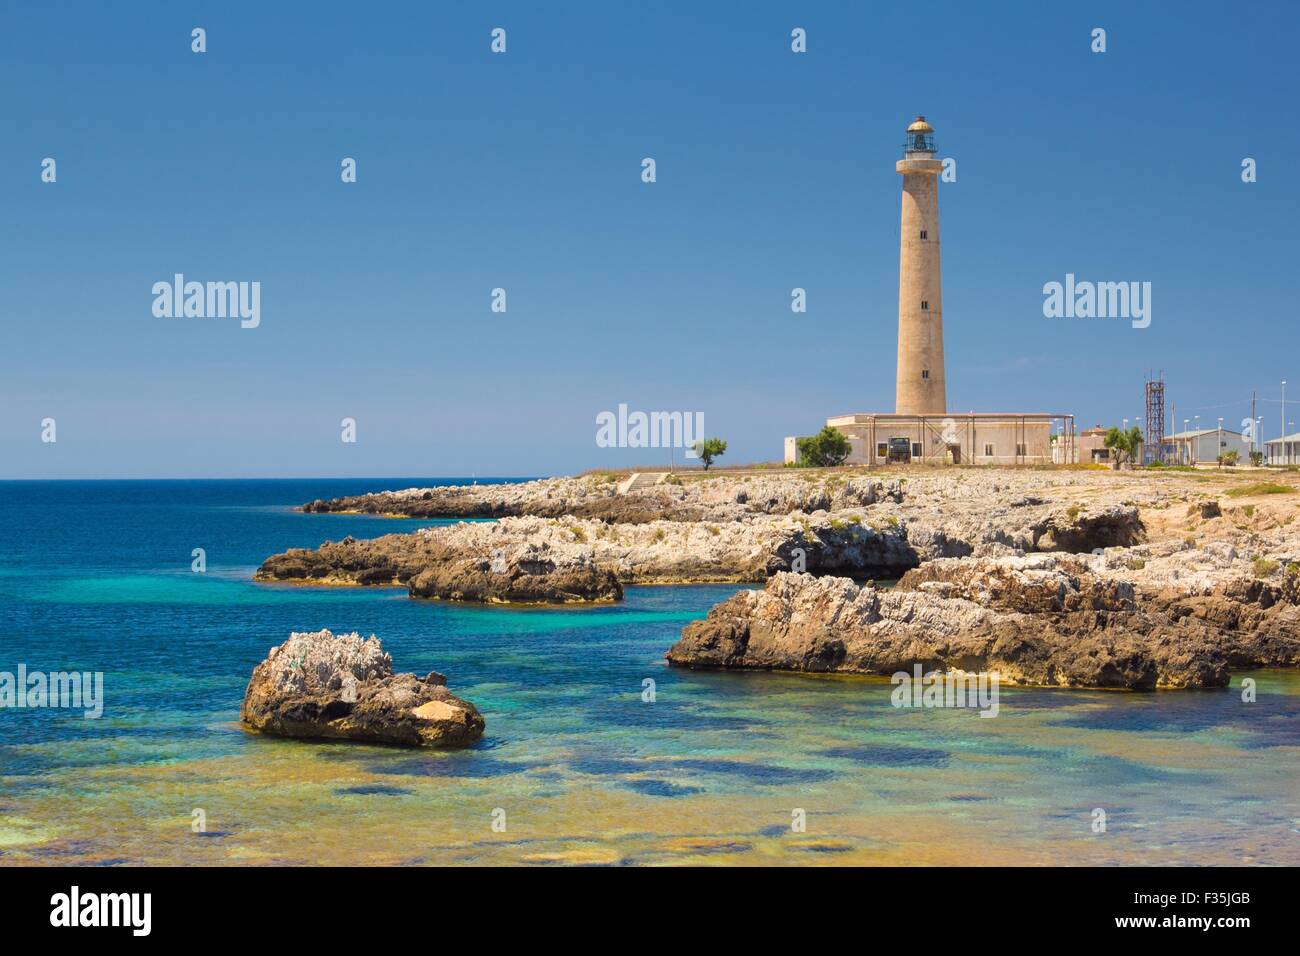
257;469;1300;687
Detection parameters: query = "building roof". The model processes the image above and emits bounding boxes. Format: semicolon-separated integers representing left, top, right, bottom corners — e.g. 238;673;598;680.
1263;432;1300;445
1168;428;1245;440
828;412;1063;425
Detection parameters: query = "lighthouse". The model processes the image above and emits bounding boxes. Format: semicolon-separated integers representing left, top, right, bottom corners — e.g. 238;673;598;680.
790;114;1071;469
895;116;946;415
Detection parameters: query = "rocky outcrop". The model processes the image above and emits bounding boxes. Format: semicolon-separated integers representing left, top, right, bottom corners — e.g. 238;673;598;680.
241;630;484;747
669;540;1300;688
300;475;906;524
256;524;623;603
257;513;926;597
257;500;1143;604
667;570;1233;689
406;543;622;603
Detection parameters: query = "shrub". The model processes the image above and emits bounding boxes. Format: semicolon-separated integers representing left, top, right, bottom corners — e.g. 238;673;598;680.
796;427;852;467
1252;557;1279;578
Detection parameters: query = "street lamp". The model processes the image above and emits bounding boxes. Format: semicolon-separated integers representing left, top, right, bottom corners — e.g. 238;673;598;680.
1183;419;1190;464
1218;417;1224;469
1284;380;1289;465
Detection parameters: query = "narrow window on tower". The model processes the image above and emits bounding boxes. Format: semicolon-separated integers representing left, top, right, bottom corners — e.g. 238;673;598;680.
919;230;927;240
1016;443;1026;456
922;369;929;379
984;443;994;457
921;300;929;310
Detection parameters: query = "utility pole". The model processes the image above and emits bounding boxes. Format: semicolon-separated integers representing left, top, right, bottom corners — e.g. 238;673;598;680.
1252;390;1257;455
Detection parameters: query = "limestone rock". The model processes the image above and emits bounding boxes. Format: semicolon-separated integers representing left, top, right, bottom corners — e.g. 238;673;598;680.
240;630;484;747
667;571;1231;689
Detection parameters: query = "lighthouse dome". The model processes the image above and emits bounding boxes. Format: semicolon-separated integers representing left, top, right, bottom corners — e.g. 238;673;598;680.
907;116;934;133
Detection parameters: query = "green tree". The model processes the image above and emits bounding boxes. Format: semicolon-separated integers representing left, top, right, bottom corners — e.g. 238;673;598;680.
1103;426;1143;467
797;426;852;467
1218;449;1239;468
695;437;727;470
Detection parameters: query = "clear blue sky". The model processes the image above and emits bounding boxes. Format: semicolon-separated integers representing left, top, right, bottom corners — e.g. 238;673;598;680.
3;1;1297;478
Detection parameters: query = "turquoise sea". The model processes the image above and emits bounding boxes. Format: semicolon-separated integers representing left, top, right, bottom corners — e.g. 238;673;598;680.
1;479;1297;865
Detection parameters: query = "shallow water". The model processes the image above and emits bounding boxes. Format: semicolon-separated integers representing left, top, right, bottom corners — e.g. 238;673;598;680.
1;479;1296;866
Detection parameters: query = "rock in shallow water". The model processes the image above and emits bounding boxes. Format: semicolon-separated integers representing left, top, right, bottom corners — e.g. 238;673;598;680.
240;629;484;747
666;568;1242;689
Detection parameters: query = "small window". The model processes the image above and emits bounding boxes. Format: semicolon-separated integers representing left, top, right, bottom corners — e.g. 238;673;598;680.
921;369;929;380
920;300;929;310
919;230;928;240
984;443;994;457
911;442;923;458
1016;443;1026;456
876;443;888;457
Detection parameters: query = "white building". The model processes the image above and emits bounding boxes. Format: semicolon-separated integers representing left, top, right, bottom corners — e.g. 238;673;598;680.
1264;432;1300;466
1167;428;1252;465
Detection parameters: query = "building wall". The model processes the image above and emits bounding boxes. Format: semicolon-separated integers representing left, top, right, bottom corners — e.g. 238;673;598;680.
828;416;1054;465
1173;432;1251;463
1266;440;1300;465
895;159;946;415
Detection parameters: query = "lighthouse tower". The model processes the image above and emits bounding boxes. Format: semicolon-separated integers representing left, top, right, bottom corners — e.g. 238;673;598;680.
895;116;946;415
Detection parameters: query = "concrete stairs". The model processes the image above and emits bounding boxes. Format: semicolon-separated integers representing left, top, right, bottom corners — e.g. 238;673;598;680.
616;472;669;495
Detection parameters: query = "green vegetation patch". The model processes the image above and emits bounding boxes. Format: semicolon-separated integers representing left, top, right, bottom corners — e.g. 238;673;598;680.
1225;483;1293;498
